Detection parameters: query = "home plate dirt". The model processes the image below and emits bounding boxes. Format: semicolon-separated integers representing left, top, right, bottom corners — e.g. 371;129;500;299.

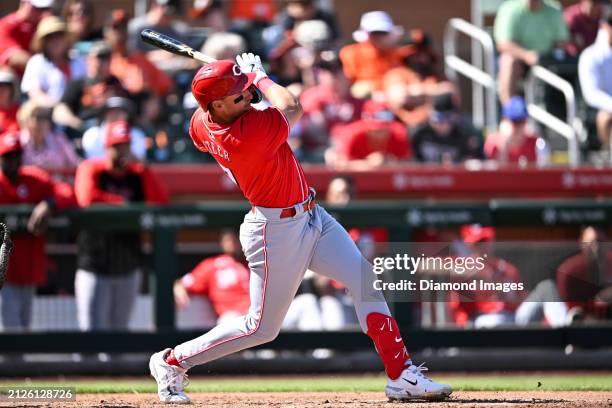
2;391;611;407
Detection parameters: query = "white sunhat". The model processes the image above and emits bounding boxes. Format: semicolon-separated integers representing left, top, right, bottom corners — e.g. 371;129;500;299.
29;0;54;8
352;11;404;43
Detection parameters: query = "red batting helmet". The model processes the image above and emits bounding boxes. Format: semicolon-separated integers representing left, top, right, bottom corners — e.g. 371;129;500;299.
191;60;256;111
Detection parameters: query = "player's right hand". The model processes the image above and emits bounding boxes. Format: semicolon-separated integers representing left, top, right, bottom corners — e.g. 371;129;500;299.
236;53;268;85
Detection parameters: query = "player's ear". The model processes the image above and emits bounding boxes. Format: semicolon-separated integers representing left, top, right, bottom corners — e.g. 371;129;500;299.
210;100;224;112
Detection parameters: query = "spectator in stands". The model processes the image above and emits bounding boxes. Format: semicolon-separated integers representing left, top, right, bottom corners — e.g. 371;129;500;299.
484;96;542;164
325;174;356;206
189;0;230;34
0;131;74;330
74;120;168;331
411;93;484;164
295;59;364;159
17;100;80;171
494;0;570;103
230;0;276;24
62;0;103;46
174;230;250;325
201;32;247;62
339;11;404;96
0;0;51;74
104;9;173;98
382;30;456;129
21;15;86;104
449;225;524;328
556;226;612;320
578;8;612;149
564;0;609;55
327;104;411;169
0;70;19;135
277;0;339;42
128;0;192;69
53;42;127;136
82;96;147;160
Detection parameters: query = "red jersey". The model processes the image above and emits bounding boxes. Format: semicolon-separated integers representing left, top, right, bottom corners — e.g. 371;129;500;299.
0;166;72;286
0;12;36;67
0;104;19;135
484;132;538;163
333;119;411;160
74;159;168;207
181;254;250;316
189;106;310;208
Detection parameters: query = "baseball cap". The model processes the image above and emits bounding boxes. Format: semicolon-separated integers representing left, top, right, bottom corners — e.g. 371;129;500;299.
353;11;403;43
502;96;528;121
105;120;131;147
191;60;256;110
104;96;135;114
31;16;67;52
0;132;22;156
461;224;495;244
0;70;15;85
29;0;54;8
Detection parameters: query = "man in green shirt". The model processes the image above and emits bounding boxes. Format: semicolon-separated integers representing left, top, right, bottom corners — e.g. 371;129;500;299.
494;0;570;103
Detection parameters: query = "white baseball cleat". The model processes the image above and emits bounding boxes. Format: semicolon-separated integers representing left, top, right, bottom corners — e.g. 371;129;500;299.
385;363;452;401
149;348;191;404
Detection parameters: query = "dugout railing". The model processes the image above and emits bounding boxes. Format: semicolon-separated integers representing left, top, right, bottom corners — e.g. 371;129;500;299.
1;200;612;352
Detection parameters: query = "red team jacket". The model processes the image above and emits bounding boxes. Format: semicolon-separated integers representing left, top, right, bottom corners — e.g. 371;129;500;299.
0;166;75;286
181;254;251;316
74;159;169;206
189;106;309;208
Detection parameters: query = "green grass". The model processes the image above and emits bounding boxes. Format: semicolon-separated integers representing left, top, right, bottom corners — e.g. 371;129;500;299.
1;374;611;394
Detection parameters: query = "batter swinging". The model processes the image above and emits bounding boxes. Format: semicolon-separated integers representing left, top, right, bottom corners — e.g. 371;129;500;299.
149;53;452;404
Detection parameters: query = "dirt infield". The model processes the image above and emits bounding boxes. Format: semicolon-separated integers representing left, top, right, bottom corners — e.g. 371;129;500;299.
2;391;611;407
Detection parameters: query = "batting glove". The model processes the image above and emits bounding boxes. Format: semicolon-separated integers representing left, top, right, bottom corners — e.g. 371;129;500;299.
236;53;268;86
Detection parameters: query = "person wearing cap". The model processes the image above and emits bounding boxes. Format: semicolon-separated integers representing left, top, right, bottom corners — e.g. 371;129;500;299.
579;7;612;150
0;0;52;73
411;93;484;164
565;0;610;54
104;9;173;98
0;70;19;135
81;96;147;160
0;130;75;330
17;99;80;174
494;0;570;104
21;15;86;105
484;96;542;164
339;11;404;95
326;103;411;169
73;120;168;331
448;224;524;328
148;53;451;402
53;41;128;135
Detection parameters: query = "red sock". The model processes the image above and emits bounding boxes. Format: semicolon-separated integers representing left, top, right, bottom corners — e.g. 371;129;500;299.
165;349;182;368
366;312;411;380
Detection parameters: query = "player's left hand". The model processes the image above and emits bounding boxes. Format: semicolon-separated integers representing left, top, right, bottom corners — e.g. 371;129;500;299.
236;53;268;85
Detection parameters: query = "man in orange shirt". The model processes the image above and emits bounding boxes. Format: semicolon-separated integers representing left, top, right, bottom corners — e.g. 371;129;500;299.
103;9;173;98
339;11;404;95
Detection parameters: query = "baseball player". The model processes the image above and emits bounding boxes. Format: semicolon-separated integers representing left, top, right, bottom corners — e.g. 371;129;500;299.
149;53;452;403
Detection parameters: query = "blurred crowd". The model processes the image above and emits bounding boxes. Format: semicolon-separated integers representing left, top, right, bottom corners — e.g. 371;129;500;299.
0;0;611;332
0;0;609;173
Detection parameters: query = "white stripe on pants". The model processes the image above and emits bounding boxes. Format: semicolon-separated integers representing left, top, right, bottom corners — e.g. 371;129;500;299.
175;204;390;368
74;269;141;331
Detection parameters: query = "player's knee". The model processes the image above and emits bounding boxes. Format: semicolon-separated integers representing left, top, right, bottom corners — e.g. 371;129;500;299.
244;313;281;344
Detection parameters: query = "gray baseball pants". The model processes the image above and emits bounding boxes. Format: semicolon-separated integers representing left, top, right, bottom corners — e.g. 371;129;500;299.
175;200;390;368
